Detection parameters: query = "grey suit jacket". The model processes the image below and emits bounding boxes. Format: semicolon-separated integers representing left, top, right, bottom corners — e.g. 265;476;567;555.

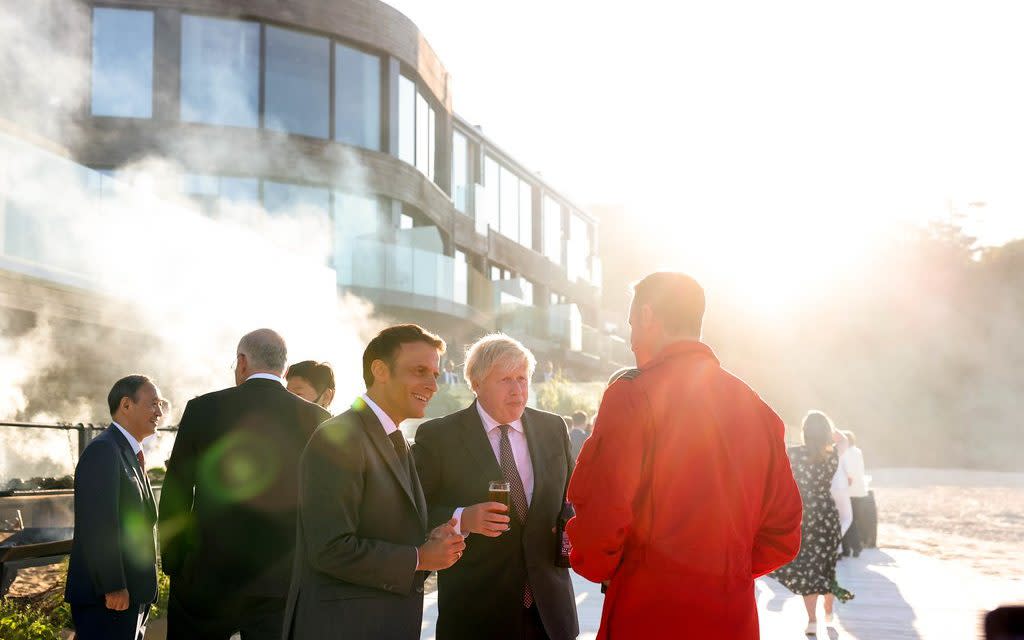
282;400;429;640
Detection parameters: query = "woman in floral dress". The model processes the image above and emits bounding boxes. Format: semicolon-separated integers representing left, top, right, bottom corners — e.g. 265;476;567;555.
772;410;853;635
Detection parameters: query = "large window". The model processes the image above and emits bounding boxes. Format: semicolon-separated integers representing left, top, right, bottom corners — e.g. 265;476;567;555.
568;212;592;283
519;181;533;250
181;16;259;127
91;8;153;118
484;156;500;232
543;196;563;265
334;43;380;150
398;76;436;180
415;93;436;179
499;166;519;242
398;76;416;165
452;131;469;213
265;26;330;138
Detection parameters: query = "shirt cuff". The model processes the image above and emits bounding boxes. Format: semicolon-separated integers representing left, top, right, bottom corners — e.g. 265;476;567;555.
414;545;419;572
453;507;468;537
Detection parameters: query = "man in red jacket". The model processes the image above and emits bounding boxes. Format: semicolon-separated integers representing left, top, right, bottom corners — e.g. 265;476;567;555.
567;272;802;639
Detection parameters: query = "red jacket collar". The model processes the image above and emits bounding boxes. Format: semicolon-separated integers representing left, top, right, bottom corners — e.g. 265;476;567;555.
643;340;717;370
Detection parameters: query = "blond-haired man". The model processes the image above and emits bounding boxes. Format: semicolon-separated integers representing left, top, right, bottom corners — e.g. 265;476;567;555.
413;334;579;640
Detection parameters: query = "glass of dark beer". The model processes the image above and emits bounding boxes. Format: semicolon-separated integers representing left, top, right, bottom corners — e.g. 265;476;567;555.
488;481;511;511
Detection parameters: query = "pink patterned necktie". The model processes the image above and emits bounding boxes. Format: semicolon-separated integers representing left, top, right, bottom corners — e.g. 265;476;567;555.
498;425;533;608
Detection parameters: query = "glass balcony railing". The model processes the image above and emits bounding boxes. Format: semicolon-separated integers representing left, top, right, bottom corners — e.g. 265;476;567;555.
336;238;457;302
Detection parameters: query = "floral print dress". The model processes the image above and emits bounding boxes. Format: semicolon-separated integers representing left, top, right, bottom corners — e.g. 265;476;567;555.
771;446;842;595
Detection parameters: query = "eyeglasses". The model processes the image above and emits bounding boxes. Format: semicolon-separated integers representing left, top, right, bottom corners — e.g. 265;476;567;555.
230;353;244;371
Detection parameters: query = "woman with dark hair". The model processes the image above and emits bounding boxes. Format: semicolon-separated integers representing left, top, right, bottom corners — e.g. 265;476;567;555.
772;410;854;636
285;360;336;409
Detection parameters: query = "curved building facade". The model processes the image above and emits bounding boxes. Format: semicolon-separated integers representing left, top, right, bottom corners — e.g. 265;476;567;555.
1;0;628;375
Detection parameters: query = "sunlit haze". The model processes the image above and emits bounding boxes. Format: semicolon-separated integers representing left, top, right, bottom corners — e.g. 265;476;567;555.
386;0;1024;310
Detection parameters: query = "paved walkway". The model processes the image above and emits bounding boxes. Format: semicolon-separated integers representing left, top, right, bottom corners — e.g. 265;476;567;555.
420;548;1024;639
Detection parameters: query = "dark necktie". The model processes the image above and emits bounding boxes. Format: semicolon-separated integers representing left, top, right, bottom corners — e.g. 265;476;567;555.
136;449;146;472
388;430;410;477
498;424;533;608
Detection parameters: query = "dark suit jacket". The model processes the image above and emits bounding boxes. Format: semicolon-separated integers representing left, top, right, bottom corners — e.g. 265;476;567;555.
282;400;429;640
65;426;158;607
158;378;329;612
413;402;579;640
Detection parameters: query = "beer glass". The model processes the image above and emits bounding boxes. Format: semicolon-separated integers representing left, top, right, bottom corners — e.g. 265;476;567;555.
488;481;511;511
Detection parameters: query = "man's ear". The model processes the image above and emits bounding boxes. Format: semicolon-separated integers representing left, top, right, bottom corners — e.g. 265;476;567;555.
322;388;336;406
639;303;655;327
370;359;389;384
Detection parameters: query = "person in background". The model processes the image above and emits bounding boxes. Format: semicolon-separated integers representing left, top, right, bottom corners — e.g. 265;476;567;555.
441;359;460;385
568;411;588;462
542;361;556;383
841;430;868;557
65;375;164;640
159;329;330;640
772;410;854;636
830;430;853;547
285;360;335;409
567;272;802;639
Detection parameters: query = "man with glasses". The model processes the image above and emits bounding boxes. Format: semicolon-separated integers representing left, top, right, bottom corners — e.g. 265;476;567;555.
159;329;330;640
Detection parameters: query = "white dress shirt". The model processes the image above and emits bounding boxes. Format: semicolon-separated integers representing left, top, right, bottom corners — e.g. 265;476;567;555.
245;372;286;385
452;402;534;535
843;446;868;497
112;421;143;455
361;394;401;436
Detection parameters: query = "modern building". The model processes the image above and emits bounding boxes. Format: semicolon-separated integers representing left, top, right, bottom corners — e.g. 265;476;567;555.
0;0;629;391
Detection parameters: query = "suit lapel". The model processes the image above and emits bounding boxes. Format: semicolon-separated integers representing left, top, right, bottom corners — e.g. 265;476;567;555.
354;404;421;517
108;426;157;518
522;410;548;526
460;401;503;482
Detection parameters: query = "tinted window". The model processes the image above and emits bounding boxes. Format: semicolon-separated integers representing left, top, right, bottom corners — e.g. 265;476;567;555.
181;16;259;127
91;8;153;117
265;26;330;138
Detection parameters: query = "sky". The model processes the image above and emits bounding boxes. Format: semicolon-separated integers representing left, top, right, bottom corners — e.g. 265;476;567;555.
384;0;1024;298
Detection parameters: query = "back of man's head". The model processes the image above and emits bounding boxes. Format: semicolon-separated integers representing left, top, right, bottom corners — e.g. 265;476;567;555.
572;410;588;428
238;328;288;373
631;272;705;337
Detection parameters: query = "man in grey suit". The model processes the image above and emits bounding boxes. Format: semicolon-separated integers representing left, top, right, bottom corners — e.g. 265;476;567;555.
414;334;579;639
283;324;466;639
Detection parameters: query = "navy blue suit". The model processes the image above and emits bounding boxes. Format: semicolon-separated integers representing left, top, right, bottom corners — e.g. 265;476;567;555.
65;425;158;639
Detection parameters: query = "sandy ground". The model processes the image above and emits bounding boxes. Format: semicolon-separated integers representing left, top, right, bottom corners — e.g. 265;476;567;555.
870;468;1024;579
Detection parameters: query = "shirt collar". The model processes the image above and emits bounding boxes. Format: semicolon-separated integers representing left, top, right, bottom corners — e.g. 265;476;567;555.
644;339;717;371
360;393;400;435
245;372;286;385
476;401;524;434
111;421;143;455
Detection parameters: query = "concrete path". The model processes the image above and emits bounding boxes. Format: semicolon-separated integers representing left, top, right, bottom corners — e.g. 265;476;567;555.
420;548;1024;639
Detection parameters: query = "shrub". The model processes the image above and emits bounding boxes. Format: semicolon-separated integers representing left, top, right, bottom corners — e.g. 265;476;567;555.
0;599;65;640
534;376;603;417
